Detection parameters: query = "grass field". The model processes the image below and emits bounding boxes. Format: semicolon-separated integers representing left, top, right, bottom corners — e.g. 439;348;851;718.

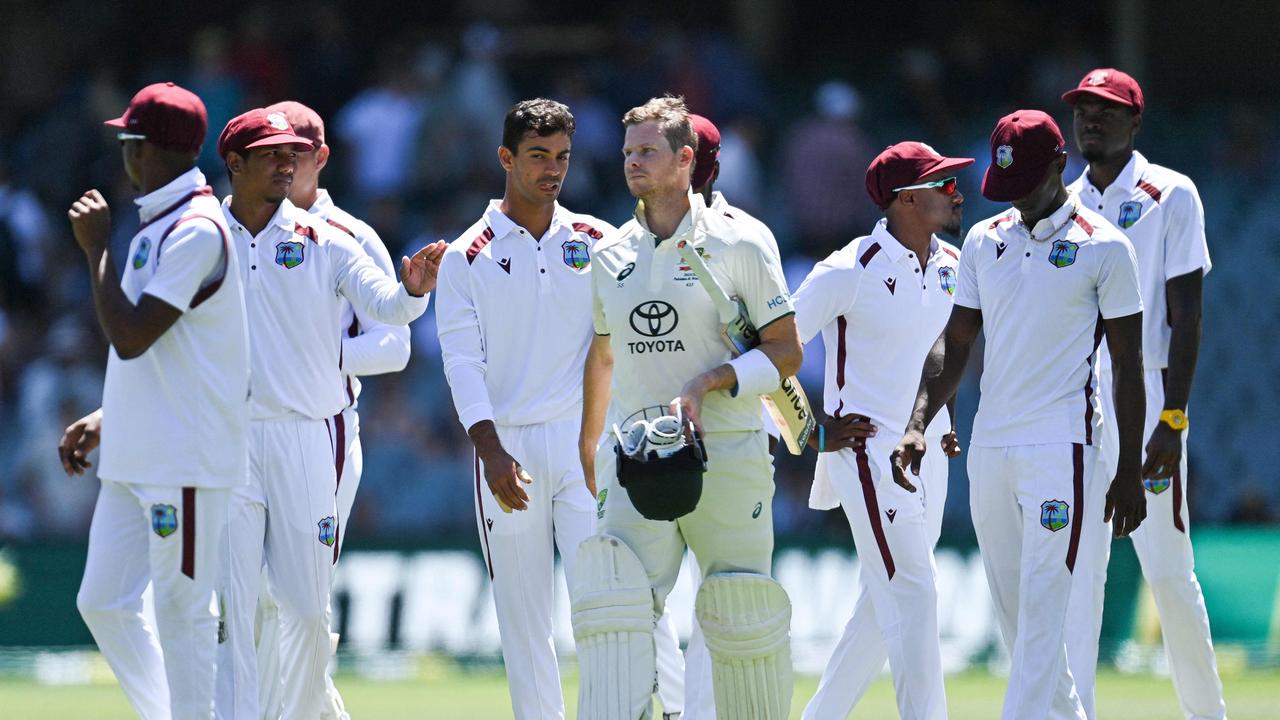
4;668;1277;719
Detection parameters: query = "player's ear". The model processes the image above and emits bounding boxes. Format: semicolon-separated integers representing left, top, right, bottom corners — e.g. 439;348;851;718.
314;144;331;171
1130;111;1143;140
679;145;695;168
498;145;515;172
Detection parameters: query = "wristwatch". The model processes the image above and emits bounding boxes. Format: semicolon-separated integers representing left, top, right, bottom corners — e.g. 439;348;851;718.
1159;409;1188;431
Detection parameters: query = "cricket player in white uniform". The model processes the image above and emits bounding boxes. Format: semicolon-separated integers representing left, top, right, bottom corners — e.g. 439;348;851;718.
679;112;786;720
211;108;444;720
242;100;411;720
798;141;972;720
1060;69;1224;720
436;98;625;719
892;110;1148;720
64;82;248;720
577;96;802;720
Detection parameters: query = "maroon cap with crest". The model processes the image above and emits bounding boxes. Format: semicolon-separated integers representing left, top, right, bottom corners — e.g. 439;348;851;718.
1062;68;1145;114
104;82;208;154
264;100;325;147
216;108;316;159
981;110;1067;203
865;141;973;210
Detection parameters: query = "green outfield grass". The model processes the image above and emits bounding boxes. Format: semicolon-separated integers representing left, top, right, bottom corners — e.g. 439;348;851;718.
4;668;1276;718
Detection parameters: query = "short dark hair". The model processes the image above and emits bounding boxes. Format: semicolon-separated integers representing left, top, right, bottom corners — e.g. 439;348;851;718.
622;96;697;155
502;99;576;152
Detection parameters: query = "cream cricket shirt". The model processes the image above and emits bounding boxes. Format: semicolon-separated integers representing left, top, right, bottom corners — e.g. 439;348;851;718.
709;190;780;259
99;168;250;488
793;219;958;437
1069;151;1211;369
592;194;794;433
436;200;614;430
307;189;410;410
223;197;429;421
958;196;1143;447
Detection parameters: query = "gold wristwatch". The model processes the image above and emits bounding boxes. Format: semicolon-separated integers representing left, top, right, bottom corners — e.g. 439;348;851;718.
1159;409;1188;431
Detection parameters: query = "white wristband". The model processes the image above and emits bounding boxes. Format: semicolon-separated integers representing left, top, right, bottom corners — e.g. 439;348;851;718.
728;348;780;397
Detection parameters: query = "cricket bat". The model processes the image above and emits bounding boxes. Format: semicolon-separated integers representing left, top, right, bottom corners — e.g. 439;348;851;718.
675;239;815;454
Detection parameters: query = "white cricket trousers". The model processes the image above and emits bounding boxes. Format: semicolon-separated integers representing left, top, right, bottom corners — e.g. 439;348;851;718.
474;414;597;720
803;431;949;720
970;443;1092;720
1066;368;1225;720
256;407;360;720
215;416;340;720
78;480;229;720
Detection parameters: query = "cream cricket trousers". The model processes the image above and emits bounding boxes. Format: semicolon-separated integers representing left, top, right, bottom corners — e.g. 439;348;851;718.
215;416;339;720
803;431;950;720
475;414;597;720
1066;368;1225;720
78;480;229;720
970;442;1093;720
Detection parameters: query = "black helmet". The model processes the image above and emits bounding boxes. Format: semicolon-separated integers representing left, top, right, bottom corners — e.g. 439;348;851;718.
612;406;708;522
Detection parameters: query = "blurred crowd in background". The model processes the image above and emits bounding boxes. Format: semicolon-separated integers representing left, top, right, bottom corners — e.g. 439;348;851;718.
0;1;1277;544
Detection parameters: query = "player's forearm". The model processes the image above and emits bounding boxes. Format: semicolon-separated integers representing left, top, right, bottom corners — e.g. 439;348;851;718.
85;249;146;358
341;325;411;376
580;336;614;458
1110;347;1147;475
907;332;970;434
1162;274;1203;411
467;420;506;461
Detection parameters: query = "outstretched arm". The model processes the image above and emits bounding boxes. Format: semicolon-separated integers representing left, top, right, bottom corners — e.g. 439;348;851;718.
892;305;982;491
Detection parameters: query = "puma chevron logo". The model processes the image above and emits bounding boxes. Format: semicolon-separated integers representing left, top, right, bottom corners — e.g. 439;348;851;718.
486;518;494;530
886;509;897;523
884;277;897;294
996;243;1007;259
497;258;512;274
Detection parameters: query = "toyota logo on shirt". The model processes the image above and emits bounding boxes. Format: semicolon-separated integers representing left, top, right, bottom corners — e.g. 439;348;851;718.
629;300;679;337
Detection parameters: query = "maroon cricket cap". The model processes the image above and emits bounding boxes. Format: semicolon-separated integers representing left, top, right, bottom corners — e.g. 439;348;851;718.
1062;68;1144;114
264;100;325;147
104;82;208;154
865;141;974;210
689;114;720;190
216;108;316;159
981;110;1067;203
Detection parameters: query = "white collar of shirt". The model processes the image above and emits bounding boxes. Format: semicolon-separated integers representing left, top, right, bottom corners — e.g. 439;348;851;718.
221;195;301;235
135;167;207;224
869;218;940;263
1011;195;1081;243
481;199;567;242
1076;151;1147;198
709;190;728;212
635;191;701;245
308;188;335;219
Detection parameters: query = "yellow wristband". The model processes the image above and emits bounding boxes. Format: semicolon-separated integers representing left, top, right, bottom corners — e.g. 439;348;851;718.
1159;409;1188;431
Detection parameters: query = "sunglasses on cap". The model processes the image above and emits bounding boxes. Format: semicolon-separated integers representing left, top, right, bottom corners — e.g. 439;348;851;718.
892;176;958;195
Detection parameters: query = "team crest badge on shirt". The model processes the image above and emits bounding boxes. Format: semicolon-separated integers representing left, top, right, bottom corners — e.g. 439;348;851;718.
561;239;590;270
937;266;957;295
996;145;1014;169
1040;500;1070;532
596;488;608;519
1048;239;1079;268
1143;476;1171;495
1117;200;1143;229
275;241;305;269
318;516;337;547
151;504;178;538
132;237;151;269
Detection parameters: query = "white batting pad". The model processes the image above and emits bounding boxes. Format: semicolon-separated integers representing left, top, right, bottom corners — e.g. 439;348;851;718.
695;572;793;719
571;534;657;720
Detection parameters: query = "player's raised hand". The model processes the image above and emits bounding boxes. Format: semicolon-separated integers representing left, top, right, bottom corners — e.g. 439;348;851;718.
401;240;448;297
67;189;112;255
890;429;927;493
1104;471;1147;537
58;407;104;477
810;413;877;453
941;429;963;458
